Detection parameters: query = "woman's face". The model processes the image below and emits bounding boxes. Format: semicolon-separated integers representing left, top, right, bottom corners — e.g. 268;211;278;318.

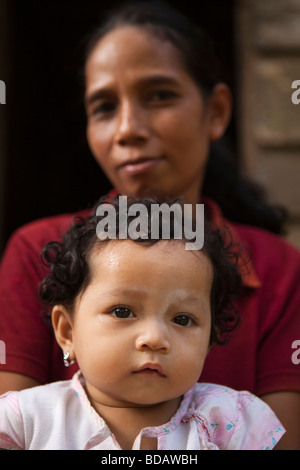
85;26;225;204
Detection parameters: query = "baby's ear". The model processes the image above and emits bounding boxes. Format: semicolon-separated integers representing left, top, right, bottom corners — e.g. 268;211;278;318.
52;305;75;357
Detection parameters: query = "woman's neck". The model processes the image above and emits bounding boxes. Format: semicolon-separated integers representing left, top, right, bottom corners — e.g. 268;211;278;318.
181;175;203;207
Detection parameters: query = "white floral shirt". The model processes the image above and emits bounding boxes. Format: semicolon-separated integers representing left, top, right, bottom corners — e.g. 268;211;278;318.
0;371;284;450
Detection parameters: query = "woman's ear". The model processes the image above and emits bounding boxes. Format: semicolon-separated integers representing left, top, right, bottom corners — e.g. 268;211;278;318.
208;83;232;141
52;305;75;359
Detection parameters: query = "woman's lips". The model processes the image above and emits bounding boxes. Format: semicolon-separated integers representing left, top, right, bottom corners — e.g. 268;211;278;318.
118;157;163;175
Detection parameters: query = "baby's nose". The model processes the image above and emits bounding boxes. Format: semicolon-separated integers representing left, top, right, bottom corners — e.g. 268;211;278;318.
135;321;170;353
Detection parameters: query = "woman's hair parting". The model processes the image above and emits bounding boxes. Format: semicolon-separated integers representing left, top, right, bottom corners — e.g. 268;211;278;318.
83;0;221;96
82;0;287;234
38;195;242;345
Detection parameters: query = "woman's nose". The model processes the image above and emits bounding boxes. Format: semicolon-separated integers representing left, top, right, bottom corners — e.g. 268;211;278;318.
135;321;170;353
114;100;150;147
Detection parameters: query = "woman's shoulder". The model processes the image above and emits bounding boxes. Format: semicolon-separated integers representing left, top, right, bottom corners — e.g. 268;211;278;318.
232;222;300;276
232;220;299;257
204;195;300;266
3;208;92;257
15;208;91;240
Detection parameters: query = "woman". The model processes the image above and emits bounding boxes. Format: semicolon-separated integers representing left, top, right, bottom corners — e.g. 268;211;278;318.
0;2;299;448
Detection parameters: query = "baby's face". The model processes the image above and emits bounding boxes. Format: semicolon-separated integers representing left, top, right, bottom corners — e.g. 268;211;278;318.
71;240;212;410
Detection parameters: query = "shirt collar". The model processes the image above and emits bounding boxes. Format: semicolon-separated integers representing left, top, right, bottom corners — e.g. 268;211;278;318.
70;371;201;450
201;196;261;289
106;190;261;289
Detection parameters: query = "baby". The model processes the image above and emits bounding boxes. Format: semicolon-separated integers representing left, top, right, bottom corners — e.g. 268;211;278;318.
0;196;285;450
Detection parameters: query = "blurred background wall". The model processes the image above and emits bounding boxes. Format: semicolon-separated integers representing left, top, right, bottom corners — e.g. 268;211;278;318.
236;0;300;249
0;0;299;256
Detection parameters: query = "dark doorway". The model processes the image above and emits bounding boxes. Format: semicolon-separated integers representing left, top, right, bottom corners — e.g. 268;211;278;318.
1;0;235;255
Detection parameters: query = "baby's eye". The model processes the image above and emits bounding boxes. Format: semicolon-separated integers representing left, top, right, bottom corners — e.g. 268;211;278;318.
172;314;194;327
110;306;135;319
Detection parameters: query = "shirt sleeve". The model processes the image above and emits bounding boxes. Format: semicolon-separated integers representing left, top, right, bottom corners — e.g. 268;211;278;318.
225;391;285;450
0;225;53;383
254;233;300;395
0;392;24;450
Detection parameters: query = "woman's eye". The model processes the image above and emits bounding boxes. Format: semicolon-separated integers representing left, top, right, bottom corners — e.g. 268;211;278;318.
147;90;177;103
91;101;116;116
110;307;134;319
172;315;194;327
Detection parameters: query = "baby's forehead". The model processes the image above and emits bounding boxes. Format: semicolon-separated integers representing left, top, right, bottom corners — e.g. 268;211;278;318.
89;238;211;274
83;239;213;308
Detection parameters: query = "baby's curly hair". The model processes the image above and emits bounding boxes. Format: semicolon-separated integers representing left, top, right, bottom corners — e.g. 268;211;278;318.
38;195;243;345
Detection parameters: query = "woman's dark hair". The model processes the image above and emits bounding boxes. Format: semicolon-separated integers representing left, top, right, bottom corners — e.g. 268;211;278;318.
84;0;221;97
39;195;242;346
82;0;287;234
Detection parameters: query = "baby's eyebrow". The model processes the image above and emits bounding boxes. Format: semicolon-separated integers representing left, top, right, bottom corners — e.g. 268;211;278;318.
170;292;210;315
100;287;148;298
93;286;210;317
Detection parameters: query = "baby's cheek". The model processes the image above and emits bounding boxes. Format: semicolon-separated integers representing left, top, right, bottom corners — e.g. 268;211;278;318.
178;341;208;380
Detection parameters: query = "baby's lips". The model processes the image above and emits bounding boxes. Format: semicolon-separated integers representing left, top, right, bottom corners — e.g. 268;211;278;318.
134;362;166;377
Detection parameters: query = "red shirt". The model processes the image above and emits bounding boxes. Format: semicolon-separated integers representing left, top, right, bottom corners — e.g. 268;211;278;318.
0;197;299;396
